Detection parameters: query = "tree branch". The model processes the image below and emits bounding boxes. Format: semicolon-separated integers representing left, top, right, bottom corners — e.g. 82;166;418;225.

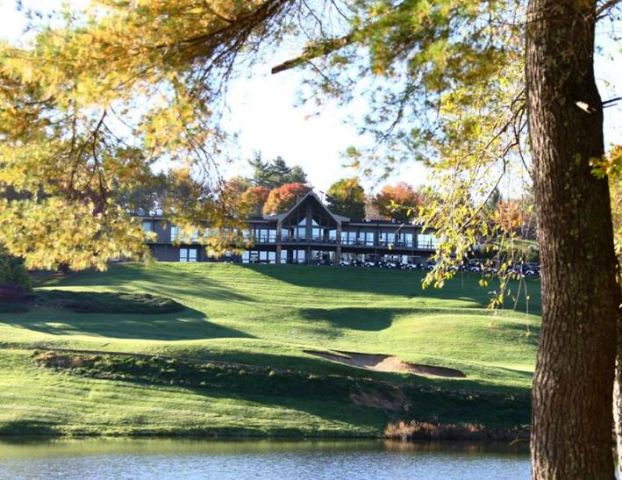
271;32;355;74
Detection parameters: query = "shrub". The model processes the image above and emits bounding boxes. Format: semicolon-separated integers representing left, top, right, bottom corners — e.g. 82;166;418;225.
0;250;31;291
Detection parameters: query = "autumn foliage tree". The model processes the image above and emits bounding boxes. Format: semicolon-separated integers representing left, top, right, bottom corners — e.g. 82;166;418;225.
494;199;536;238
241;186;271;218
372;183;422;223
262;183;311;216
326;178;366;220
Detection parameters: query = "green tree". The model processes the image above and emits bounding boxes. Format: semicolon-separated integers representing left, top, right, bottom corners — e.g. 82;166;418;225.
285;165;308;184
326;178;366;220
249;153;307;188
248;152;274;188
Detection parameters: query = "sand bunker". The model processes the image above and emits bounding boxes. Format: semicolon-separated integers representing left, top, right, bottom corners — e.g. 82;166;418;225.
304;349;466;378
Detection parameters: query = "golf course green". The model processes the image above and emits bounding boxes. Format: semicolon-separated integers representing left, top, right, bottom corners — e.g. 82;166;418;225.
0;263;540;438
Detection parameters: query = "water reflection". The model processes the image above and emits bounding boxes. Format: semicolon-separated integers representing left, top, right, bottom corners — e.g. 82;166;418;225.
0;439;530;480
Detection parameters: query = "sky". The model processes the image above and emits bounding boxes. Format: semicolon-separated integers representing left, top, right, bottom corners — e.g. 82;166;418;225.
0;0;620;195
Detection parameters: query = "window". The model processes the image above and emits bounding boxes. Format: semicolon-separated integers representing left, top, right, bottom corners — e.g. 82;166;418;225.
328;230;337;242
280;249;288;264
401;232;413;247
311;227;322;241
242;251;250;264
142;220;153;232
341;231;357;245
293;249;306;264
360;232;374;246
179;248;198;262
418;234;439;249
295;226;306;240
379;232;396;246
170;226;200;243
254;229;277;243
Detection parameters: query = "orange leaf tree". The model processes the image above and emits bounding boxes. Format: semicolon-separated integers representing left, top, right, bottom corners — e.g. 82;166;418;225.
262;183;311;216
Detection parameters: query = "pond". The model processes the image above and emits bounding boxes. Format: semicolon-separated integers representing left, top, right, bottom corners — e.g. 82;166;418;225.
0;439;530;480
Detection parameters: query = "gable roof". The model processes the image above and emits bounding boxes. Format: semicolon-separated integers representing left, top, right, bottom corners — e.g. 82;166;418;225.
267;190;349;224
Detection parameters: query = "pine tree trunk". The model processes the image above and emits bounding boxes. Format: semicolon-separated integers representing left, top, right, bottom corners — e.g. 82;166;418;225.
526;0;620;478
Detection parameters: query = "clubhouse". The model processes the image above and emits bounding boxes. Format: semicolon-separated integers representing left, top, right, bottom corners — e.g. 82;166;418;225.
140;191;439;265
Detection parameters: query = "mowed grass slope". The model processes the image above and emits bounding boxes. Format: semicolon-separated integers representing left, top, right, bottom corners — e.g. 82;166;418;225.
0;263;540;437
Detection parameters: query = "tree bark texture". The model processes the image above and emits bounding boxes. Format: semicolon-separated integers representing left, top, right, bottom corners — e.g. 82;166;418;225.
614;356;622;474
526;0;620;478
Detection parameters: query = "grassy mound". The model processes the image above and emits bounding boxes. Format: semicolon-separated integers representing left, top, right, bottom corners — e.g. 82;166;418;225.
0;263;540;438
37;290;185;314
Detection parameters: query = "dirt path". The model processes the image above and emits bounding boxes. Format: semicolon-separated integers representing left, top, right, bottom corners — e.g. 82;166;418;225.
304;349;466;378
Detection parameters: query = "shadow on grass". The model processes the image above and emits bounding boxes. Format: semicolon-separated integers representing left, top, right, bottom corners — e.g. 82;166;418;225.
1;308;253;341
40;264;254;304
300;308;396;331
0;420;62;436
297;306;527;332
241;265;541;314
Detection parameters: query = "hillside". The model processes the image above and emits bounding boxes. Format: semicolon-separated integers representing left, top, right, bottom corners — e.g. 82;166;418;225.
0;263;540;438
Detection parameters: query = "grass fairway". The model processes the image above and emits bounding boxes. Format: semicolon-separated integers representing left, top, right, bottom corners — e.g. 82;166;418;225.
0;263;540;438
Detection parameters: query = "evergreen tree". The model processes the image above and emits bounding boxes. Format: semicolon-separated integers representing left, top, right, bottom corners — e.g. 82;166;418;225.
248;152;274;188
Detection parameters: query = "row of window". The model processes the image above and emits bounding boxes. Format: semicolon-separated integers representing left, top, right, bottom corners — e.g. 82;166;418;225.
241;249;314;265
241;250;431;265
175;247;436;264
250;229;438;249
144;220;439;250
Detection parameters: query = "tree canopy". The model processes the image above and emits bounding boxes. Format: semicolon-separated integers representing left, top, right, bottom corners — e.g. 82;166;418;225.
372;182;423;223
241;185;271;218
248;153;308;189
326;178;366;220
262;182;311;215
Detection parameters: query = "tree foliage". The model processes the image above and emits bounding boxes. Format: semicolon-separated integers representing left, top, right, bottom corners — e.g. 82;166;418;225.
493;197;535;237
249;153;308;188
263;182;311;215
372;182;423;223
0;0;298;269
326;178;366;220
241;186;271;218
